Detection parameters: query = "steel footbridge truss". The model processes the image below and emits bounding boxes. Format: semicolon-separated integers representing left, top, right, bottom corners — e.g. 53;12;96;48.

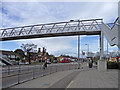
0;19;103;41
0;18;119;49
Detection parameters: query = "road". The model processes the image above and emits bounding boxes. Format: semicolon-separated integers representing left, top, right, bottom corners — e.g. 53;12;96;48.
49;70;80;88
2;62;78;88
9;62;118;89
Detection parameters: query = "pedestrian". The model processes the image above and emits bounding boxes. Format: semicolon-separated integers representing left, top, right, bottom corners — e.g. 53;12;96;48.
89;58;93;68
44;61;47;69
91;59;93;68
42;61;47;69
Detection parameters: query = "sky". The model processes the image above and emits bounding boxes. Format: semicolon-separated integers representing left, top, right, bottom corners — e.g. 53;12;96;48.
0;1;119;57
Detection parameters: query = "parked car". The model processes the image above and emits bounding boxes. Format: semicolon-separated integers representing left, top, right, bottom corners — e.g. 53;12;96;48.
53;60;58;63
47;60;51;64
25;62;29;64
61;59;70;63
19;62;25;65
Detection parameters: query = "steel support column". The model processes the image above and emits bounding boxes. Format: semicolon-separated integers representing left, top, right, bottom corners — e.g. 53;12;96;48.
100;31;104;60
98;31;107;71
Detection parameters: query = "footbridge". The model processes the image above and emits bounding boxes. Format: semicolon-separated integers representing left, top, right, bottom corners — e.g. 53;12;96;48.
0;18;119;49
0;18;120;71
0;19;102;41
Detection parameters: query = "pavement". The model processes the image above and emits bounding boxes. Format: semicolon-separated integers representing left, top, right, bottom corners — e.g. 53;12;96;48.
68;68;118;88
8;63;119;88
10;69;76;88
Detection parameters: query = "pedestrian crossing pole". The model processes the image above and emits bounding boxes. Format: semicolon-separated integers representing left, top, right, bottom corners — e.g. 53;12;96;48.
78;35;80;69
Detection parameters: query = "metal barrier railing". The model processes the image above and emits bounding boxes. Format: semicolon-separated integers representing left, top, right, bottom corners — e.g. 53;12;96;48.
2;63;78;88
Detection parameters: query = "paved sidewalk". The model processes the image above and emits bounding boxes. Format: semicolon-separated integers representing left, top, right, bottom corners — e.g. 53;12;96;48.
10;69;76;88
9;63;118;88
68;68;118;88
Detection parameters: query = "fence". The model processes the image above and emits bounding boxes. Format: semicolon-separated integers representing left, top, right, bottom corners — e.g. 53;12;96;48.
2;63;78;88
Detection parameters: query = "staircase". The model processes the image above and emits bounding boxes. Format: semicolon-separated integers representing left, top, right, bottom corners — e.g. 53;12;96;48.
100;17;120;49
0;57;13;65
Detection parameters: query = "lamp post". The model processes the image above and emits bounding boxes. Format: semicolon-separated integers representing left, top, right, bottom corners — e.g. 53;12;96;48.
85;44;89;55
78;35;80;69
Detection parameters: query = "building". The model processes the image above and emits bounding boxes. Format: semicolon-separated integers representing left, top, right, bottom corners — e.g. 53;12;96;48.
0;50;20;65
1;50;20;60
37;47;51;62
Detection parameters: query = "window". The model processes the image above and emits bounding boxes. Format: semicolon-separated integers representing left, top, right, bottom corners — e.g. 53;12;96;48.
11;55;15;58
2;55;7;57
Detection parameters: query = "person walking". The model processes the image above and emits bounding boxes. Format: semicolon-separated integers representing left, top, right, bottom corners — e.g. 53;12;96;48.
43;61;47;69
44;61;47;69
89;58;93;68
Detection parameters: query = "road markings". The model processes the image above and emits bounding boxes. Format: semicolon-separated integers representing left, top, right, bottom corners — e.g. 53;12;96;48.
66;80;74;88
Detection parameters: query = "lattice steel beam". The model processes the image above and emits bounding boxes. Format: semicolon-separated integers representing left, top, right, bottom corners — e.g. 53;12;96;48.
0;19;103;41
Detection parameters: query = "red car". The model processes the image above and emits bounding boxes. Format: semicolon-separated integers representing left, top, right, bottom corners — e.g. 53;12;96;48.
61;59;70;63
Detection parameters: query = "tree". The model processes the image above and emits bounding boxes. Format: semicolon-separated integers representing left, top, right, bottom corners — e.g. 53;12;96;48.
14;49;25;60
21;43;37;64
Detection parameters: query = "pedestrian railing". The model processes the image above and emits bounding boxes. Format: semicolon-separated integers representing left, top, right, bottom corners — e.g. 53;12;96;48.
2;63;78;88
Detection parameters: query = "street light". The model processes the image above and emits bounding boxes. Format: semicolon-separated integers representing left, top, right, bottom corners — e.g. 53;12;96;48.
85;44;89;55
78;35;80;69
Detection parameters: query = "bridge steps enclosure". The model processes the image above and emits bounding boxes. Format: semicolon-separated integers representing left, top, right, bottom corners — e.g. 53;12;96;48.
0;57;13;65
100;17;120;49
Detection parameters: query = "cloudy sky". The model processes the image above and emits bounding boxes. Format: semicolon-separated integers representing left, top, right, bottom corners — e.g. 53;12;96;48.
0;1;119;57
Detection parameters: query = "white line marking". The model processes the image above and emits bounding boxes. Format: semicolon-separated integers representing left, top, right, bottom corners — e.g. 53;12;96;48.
66;81;74;88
